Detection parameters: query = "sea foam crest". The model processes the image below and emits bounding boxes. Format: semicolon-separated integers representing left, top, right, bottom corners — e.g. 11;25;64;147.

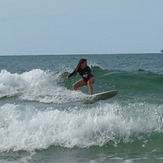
0;69;88;104
0;70;26;97
0;102;162;151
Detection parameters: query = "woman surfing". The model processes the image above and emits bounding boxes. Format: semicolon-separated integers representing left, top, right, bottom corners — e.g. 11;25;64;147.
63;59;95;95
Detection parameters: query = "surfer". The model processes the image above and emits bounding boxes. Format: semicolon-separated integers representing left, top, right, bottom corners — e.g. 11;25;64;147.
63;59;95;95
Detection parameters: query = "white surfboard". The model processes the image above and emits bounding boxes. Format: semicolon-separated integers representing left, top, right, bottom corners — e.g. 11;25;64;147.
85;90;118;104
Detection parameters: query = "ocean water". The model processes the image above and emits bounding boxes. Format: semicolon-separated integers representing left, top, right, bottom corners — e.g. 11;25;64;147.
0;54;163;163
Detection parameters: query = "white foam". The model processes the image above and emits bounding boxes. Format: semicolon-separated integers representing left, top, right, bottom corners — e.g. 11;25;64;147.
0;102;162;151
0;70;26;97
88;61;104;70
0;69;88;104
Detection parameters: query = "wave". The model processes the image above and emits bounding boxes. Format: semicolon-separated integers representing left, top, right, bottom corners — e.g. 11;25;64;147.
93;68;163;99
0;102;162;151
0;68;162;104
0;69;89;104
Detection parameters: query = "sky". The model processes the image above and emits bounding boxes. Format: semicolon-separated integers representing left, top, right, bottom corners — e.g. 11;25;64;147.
0;0;163;55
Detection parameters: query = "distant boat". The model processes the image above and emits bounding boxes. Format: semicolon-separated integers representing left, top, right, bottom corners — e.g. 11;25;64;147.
161;50;163;53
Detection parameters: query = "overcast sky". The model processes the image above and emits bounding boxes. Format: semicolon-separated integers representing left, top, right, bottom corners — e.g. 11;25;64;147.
0;0;163;55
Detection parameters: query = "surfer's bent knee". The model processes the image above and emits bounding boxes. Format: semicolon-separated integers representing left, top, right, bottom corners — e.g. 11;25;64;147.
88;77;95;85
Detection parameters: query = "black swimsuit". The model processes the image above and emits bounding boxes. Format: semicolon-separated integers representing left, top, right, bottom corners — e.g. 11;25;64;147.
68;66;94;83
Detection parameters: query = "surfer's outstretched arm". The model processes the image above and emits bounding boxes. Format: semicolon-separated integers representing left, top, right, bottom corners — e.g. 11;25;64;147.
62;69;76;80
63;77;68;80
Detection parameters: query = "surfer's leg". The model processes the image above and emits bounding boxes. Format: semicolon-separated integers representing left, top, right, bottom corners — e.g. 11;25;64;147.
73;79;87;90
87;77;95;95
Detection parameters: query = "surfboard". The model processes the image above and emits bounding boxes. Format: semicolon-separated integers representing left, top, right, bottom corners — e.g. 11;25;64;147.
85;90;118;104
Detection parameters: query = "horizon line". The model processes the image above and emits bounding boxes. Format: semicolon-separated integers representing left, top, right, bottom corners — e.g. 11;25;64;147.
0;52;162;57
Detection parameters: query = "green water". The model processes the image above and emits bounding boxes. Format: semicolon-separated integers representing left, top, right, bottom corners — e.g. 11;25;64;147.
0;53;163;162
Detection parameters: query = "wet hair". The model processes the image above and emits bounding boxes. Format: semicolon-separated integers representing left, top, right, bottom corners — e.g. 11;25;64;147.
74;58;87;76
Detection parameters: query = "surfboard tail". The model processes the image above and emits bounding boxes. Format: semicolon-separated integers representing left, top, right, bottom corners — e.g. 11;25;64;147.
85;90;118;104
